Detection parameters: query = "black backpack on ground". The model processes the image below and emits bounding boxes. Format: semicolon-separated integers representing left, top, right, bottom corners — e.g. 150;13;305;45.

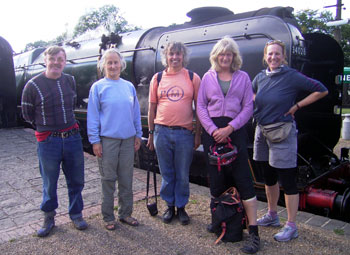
210;187;245;244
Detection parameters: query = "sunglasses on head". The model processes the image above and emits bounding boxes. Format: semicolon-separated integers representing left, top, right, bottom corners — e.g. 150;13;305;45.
266;39;284;46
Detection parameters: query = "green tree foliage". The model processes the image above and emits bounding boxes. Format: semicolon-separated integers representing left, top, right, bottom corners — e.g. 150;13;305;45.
296;9;334;34
54;32;68;45
24;5;139;51
24;32;68;52
72;5;138;38
295;9;350;66
24;40;49;51
340;25;350;66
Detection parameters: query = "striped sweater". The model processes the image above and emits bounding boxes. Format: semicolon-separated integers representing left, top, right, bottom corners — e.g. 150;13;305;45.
21;72;77;132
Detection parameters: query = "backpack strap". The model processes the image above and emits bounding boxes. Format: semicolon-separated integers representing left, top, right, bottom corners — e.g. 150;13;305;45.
188;70;194;100
188;70;194;81
157;70;193;86
215;222;227;245
156;71;163;86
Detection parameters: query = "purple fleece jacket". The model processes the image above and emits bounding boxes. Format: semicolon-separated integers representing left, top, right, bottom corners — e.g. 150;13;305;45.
196;69;253;135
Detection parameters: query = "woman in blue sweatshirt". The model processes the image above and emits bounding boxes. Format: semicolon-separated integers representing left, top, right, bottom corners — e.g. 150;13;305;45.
87;48;142;230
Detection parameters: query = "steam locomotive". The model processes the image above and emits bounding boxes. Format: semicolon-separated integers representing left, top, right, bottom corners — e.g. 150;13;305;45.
2;6;349;221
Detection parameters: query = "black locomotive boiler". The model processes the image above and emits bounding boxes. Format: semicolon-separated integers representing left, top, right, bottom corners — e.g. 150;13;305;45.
3;6;350;221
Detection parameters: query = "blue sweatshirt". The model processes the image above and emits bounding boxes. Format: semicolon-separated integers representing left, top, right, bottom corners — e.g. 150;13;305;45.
87;77;142;144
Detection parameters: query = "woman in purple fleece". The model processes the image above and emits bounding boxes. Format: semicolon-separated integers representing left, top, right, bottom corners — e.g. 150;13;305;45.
197;37;259;254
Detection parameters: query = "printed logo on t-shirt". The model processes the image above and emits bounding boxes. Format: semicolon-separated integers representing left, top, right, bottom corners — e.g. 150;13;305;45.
160;86;184;102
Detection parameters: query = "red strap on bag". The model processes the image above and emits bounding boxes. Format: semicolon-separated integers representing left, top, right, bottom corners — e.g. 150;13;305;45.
215;222;227;245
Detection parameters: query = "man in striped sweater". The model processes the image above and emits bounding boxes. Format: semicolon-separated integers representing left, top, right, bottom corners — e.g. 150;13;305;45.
21;46;87;237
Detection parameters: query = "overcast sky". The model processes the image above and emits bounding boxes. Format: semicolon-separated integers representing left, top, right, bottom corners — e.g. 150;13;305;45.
1;0;349;52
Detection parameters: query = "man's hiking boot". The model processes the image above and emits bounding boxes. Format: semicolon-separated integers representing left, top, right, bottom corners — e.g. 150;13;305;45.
240;232;260;254
257;213;280;227
37;211;56;237
177;207;189;225
72;217;88;230
162;206;175;224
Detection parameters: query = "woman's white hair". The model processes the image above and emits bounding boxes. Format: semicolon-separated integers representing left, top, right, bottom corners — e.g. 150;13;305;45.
98;48;127;74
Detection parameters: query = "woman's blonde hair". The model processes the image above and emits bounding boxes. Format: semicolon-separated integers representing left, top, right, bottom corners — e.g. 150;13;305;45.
98;48;127;74
161;41;189;67
209;37;242;72
263;40;288;66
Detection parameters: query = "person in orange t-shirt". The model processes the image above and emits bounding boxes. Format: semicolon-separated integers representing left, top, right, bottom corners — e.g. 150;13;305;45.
147;42;201;225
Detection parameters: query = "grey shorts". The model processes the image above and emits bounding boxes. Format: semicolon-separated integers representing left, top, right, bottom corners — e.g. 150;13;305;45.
253;122;297;168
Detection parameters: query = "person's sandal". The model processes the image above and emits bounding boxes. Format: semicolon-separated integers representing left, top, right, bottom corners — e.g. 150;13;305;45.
120;216;139;226
105;221;116;231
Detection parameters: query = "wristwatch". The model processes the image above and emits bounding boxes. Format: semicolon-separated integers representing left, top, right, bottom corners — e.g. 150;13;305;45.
148;130;154;134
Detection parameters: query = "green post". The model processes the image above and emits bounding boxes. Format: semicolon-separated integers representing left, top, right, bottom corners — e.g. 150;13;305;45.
342;67;350;107
343;67;350;84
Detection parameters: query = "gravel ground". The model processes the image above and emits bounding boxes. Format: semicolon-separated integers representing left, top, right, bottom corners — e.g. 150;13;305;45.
0;192;349;255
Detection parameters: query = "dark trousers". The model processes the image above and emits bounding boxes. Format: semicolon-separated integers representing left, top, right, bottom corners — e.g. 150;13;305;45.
202;117;256;200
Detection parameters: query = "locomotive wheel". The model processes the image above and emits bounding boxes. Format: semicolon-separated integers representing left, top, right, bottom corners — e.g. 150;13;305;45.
340;187;350;220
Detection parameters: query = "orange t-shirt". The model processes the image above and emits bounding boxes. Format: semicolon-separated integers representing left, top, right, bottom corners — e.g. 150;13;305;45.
149;68;201;130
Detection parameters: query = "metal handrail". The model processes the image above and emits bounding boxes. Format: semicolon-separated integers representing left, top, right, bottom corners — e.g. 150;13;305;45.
14;46;155;71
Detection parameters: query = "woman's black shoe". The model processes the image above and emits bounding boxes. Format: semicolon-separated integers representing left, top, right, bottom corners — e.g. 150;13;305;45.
240;232;260;254
162;206;175;223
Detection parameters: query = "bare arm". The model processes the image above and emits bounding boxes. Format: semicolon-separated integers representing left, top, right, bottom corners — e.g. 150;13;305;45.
146;102;157;151
194;99;202;149
285;91;328;118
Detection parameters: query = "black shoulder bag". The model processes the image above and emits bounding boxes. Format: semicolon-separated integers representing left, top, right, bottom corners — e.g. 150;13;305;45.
146;151;158;216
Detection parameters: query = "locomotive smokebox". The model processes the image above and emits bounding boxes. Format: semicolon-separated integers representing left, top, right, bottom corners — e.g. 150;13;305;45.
0;36;16;127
